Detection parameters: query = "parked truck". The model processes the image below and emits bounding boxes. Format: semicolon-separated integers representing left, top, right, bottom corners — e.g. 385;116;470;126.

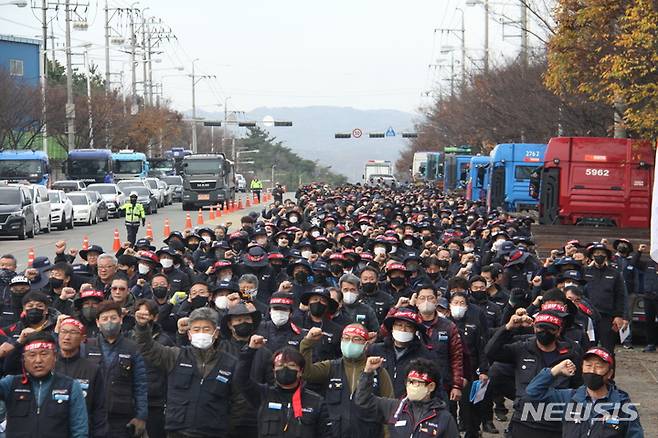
181;153;235;210
112;149;149;180
412;152;428;181
488;143;546;211
0;150;50;186
65;149;113;183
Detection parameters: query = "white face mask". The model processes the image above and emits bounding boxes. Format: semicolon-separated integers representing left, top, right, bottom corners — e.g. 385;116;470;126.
270;310;290;327
450;305;467;320
138;264;150;275
360;224;369;232
289;215;299;224
301;250;312;259
190;332;214;349
374;246;387;256
214;296;229;309
202;235;212;243
464;246;474;253
406;383;431;401
392;329;414;343
390;245;397;254
311;230;321;238
403;239;414;247
342;291;358;305
418;302;437;315
160;258;174;269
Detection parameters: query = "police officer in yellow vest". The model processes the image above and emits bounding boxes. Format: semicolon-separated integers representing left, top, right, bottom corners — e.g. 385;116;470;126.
250;177;263;202
120;191;146;245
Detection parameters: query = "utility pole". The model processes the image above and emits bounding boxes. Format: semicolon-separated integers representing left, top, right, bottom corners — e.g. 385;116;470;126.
84;48;93;148
520;0;528;72
65;0;76;151
147;22;153;105
191;59;197;153
458;8;465;90
484;0;489;74
142;15;148;106
104;0;110;91
40;0;48;154
129;10;137;114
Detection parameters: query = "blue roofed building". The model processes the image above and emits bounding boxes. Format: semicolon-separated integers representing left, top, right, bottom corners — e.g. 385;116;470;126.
0;34;41;86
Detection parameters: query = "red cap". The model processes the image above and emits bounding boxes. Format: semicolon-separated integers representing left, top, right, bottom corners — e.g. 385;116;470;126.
584;347;614;367
534;313;563;328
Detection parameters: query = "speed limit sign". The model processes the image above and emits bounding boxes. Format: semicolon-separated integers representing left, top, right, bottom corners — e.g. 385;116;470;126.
352;128;362;138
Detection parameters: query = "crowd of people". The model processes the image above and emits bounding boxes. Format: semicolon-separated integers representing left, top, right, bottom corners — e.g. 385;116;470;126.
0;182;648;437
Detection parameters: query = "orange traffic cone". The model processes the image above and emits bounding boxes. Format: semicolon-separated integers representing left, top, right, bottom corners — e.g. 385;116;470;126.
146;222;154;240
228;200;234;212
27;248;35;267
238;199;243;210
112;229;121;252
82;236;89;250
185;212;193;229
197;208;204;225
163;218;171;238
209;206;215;221
216;204;222;218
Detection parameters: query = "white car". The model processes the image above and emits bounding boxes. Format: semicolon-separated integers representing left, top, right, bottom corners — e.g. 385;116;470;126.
68;191;98;225
86;183;126;218
48;190;74;231
235;174;247;192
28;184;52;233
145;177;165;208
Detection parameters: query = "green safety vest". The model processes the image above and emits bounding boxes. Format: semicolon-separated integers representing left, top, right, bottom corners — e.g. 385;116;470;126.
250;180;263;189
121;202;146;224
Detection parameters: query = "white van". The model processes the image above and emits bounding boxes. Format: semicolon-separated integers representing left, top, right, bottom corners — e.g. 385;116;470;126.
29;184;52;233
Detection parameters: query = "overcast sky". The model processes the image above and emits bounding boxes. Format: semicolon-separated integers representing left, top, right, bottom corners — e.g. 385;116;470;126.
1;0;537;115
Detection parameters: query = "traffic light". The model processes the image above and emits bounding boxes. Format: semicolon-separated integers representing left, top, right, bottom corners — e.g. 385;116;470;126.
203;121;222;127
335;133;352;139
369;132;385;138
238;121;257;127
274;121;293;127
402;132;418;138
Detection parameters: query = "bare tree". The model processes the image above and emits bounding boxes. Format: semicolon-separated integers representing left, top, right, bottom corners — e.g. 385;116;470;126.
0;69;45;150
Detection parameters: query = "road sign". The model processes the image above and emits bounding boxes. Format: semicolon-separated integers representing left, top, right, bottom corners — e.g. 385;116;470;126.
352;128;362;138
385;127;396;137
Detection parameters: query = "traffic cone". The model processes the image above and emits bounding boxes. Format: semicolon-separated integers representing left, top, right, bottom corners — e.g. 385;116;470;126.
197;208;204;225
185;213;193;229
216;204;222;218
82;236;89;250
112;229;121;252
27;248;35;267
146;222;154;240
229;200;234;212
238;199;243;210
163;218;171;238
209;205;215;221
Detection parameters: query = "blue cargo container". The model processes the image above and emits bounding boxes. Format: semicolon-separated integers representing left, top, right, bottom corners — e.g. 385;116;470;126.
66;149;114;183
112;150;149;180
0;150;50;185
488;143;546;211
467;155;491;202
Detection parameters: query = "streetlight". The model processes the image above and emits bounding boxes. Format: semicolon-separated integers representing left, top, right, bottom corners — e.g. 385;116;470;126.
190;59;215;153
466;0;490;74
0;1;27;6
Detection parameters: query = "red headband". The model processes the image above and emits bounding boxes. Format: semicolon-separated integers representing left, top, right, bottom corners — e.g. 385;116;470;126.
408;370;434;384
24;342;56;352
60;318;86;334
534;313;563;328
585;348;614;367
343;325;368;339
541;303;567;313
270;297;294;306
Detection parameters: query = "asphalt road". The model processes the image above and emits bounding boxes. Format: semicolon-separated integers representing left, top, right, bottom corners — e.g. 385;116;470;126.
0;193;267;271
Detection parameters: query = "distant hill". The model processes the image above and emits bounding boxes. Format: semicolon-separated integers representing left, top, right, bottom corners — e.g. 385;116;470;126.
195;106;416;182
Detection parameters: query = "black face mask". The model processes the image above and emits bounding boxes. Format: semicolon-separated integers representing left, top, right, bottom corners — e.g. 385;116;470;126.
535;330;557;346
309;302;327;317
49;278;64;290
330;265;343;276
449;249;460;260
362;282;377;294
294;272;308;284
275;367;299;386
390;277;405;288
188;243;199;252
593;255;607;265
233;322;254;338
191;295;208;309
232;242;246;252
471;291;487;302
582;372;606;390
616;245;629;254
427;272;440;281
130;198;137;205
343;241;355;249
152;287;169;299
25;308;45;325
316;243;329;253
215;250;226;259
437;259;450;270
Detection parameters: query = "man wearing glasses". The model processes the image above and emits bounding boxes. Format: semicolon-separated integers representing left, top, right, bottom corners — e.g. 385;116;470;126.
300;324;394;438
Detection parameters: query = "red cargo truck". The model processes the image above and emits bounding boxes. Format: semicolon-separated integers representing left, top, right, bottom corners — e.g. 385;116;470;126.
531;137;654;228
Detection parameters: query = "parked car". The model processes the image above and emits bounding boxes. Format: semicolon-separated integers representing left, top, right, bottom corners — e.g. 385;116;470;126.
117;179;149;193
0;184;35;239
235;174;247;193
86;183;125;218
128;186;158;215
144;177;165;208
86;190;109;222
162;175;183;202
157;179;173;205
52;180;86;192
48;190;74;231
28;184;52;233
68;191;98;225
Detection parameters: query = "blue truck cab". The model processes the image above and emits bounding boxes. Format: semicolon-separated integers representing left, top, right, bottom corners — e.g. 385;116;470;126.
112;149;149;181
488;143;546;211
0;150;50;186
467;155;491;202
443;154;472;192
65;149;114;183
